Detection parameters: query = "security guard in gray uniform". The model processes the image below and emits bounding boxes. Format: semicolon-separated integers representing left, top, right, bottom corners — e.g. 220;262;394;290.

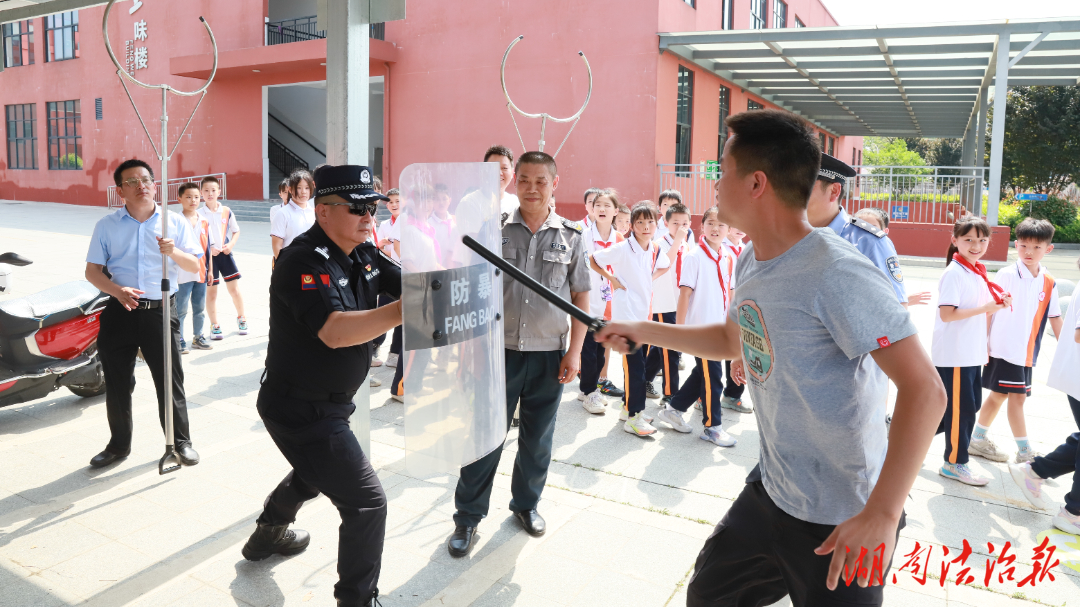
807;153;912;305
448;151;591;557
242;165;401;607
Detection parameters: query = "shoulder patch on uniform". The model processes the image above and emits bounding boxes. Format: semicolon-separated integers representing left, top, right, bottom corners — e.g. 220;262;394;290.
315;246;331;259
562;218;583;233
502;237;510;245
886;256;904;283
301;274;317;290
850;216;885;238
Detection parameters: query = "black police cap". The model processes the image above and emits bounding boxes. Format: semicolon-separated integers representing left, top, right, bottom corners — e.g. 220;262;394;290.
313;164;390;203
818;153;856;185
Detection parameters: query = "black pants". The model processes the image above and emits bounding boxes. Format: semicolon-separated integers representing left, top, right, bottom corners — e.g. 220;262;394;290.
256;389;386;604
644;312;680;395
578;330;607;396
672;357;724;428
1031;395;1080;516
935;366;982;465
622;346;647;416
390;348;432;398
97;297;190;454
723;360;745;400
454;350;563;527
687;481;905;607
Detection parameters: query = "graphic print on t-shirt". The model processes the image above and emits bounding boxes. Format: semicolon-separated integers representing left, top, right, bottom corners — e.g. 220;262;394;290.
737;300;773;383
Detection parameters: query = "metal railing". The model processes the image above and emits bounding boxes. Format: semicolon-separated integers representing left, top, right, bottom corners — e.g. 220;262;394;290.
268;135;309;177
265;16;384;45
656;163;988;223
106;172;227;208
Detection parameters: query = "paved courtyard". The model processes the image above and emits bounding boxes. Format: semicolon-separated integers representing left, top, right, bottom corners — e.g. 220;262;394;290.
1;199;1079;607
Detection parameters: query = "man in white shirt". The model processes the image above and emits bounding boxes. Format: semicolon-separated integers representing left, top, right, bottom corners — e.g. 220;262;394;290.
484;145;520;216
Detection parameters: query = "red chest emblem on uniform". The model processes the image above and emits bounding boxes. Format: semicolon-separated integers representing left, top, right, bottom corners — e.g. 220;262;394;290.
877;336;891;348
301;274;316;290
1039;291;1046;302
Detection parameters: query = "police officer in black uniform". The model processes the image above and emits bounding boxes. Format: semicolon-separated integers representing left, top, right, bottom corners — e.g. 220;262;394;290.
241;165;401;607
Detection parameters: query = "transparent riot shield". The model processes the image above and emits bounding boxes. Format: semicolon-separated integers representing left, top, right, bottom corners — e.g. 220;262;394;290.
398;163;506;476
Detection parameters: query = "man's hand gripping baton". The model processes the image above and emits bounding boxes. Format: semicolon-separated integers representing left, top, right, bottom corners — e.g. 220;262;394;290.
461;235;640;354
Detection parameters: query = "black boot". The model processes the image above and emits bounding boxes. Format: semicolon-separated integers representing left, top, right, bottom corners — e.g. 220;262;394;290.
241;523;310;561
338;589;381;606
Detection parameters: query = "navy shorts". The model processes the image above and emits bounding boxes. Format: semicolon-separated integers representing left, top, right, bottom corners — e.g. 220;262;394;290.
982;356;1032;396
210;251;241;285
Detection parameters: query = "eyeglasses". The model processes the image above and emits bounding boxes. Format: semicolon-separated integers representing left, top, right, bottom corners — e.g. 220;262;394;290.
122;177;155;187
322;201;378;217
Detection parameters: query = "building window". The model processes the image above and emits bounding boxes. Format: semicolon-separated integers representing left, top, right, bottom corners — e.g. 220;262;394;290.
795;16;805;27
683;0;696;7
47;100;81;170
723;0;734;29
828;137;835;156
6;104;38;170
818;133;826;150
718;86;731;159
773;0;787;28
44;11;79;62
676;66;694;166
852;147;857;165
2;20;35;67
750;0;768;29
747;99;764;111
858;149;863;165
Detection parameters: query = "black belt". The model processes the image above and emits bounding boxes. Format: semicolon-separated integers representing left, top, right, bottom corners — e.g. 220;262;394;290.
128;296;176;310
260;370;357;404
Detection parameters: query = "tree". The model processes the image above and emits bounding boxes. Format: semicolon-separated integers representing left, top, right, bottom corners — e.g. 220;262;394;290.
903;138;963;174
987;86;1080;195
862;138;930;176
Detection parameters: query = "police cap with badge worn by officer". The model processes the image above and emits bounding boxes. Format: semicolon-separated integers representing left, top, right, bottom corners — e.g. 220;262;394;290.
818;153;857;188
313;164;390;205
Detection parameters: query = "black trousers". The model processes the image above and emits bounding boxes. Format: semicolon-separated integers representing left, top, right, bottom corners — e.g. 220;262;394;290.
1031;395;1080;516
687;481;905;607
454;350;563;527
935;366;982;465
578;330;607;396
644;312;680;395
97;297;190;454
622;347;648;416
672;357;724;427
723;360;745;399
256;389;386;604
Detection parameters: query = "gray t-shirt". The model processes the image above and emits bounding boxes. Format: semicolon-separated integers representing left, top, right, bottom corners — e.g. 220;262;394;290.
729;228;916;525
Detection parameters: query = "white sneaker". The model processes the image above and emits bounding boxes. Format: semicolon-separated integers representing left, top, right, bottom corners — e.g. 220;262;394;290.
701;427;737;447
1009;463;1049;510
371;357;384;367
656;405;692;433
1014;449;1042;464
969;437;1009;462
623;412;657;436
939;462;990;486
391;393;404;402
1052;507;1080;535
581;392;606;415
618;407;653;422
386;353;400;368
369;376;382;387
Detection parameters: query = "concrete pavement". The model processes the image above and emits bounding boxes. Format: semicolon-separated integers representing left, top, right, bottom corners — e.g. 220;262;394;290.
1;200;1079;606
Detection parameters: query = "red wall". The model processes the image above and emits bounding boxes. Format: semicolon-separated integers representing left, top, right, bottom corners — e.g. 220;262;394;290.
890;223;1011;262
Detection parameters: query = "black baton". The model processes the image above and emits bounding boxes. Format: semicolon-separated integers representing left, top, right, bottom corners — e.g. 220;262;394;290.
462;235;640;353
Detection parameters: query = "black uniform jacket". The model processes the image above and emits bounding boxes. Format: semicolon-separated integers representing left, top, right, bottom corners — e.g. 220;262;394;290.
265;222;402;396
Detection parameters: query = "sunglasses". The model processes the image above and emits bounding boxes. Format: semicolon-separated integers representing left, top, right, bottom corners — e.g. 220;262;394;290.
323;201;378;217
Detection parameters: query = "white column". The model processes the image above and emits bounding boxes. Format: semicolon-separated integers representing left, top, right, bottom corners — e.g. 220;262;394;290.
987;33;1010;226
326;0;369;166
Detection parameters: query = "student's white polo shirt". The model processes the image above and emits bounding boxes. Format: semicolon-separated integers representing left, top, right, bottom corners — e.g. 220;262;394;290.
679;240;732;326
931;260;991;368
592;236;670;322
378;216;401;262
988;260;1060;367
651;235;687;315
584;221;621;318
269;201;316;249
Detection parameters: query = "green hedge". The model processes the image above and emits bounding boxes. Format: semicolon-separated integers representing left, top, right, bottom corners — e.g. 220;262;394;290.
993;196;1080;243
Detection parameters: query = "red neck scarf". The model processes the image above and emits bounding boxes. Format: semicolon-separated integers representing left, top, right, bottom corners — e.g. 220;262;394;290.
700;236;730;310
729;242;743;258
952;253;1007;305
665;235;684;285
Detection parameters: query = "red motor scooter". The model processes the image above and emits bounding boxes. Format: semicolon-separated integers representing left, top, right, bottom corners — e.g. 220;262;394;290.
0;253;110;408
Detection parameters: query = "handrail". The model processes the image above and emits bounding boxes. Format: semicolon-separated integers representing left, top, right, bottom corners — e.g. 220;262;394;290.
269;113;325;157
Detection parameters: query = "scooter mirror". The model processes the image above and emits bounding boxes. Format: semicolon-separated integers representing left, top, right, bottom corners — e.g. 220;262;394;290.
0;253;33;267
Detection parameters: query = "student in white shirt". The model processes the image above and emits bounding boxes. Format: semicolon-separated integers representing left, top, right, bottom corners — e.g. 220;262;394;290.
578;190;624;414
268;178;290;232
655;189;694;242
1011;256;1080;535
656;206;737;447
482;145;520;216
972;218;1064;464
374;189;403;368
719;227;751;413
931;218;1011;486
428;183;456;267
579;187;602;232
645;203;691;404
271;170;317;259
197;175;247;339
590;202;672;436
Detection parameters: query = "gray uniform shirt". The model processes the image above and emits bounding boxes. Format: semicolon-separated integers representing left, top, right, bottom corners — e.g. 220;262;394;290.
729;229;916;525
502;208;591;351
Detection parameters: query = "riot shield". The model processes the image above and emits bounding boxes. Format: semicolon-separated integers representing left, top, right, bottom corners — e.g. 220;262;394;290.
398;162;506;476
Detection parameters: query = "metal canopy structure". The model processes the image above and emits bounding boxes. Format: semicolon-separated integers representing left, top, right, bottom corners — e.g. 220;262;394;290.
659;18;1080;139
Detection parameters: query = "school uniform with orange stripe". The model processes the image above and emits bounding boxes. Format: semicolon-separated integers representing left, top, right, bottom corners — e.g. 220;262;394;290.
984;261;1061;396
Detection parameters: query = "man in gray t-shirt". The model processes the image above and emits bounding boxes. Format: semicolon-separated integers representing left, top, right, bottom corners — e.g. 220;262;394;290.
598;110;945;607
